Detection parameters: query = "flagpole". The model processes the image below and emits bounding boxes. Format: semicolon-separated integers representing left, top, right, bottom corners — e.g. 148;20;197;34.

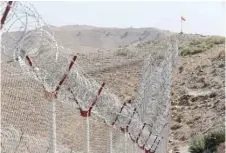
180;19;183;34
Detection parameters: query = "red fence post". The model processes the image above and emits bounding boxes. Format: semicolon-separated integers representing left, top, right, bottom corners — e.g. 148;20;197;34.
1;1;13;29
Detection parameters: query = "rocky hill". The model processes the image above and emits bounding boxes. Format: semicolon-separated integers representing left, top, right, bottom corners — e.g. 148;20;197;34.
1;26;171;62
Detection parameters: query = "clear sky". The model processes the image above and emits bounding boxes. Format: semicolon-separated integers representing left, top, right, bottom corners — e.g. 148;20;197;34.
31;1;225;36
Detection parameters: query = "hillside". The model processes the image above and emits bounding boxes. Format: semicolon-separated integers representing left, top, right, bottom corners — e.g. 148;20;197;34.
52;25;171;52
1;26;172;62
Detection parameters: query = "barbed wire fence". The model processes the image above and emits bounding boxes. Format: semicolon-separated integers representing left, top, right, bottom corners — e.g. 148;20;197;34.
1;1;178;153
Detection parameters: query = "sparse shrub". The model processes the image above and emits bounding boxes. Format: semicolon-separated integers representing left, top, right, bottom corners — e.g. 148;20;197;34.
120;32;128;39
206;37;225;45
116;51;127;56
136;43;143;48
179;66;183;73
181;36;225;56
105;32;110;36
189;129;225;153
190;39;202;46
115;48;129;56
76;32;81;36
189;136;206;153
180;46;207;56
152;40;159;45
178;46;183;50
192;47;207;54
181;48;191;56
143;40;158;46
207;43;214;48
147;41;152;44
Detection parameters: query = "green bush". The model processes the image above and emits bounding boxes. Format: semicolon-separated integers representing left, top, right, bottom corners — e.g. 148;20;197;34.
115;48;129;56
181;36;225;56
189;129;225;153
206;37;225;45
206;43;214;49
116;51;127;56
189;136;206;153
180;48;191;56
146;41;152;44
136;43;143;48
152;40;159;45
190;39;203;46
192;47;206;54
178;46;183;50
180;45;209;56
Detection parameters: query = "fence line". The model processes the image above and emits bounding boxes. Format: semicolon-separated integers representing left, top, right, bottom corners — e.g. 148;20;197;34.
1;1;178;153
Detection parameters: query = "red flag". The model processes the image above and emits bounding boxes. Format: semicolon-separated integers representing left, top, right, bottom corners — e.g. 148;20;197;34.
181;16;186;21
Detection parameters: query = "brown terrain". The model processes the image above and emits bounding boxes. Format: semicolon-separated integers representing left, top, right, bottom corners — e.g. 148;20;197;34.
1;25;225;152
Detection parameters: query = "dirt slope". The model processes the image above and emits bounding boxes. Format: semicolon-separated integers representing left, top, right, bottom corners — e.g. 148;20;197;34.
169;44;225;152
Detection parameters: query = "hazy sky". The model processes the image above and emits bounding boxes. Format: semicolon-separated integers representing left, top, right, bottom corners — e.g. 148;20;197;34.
31;1;225;36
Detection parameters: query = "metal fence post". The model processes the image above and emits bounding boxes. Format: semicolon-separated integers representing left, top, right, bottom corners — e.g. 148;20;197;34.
86;116;90;153
124;132;127;153
109;130;113;153
49;101;56;153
